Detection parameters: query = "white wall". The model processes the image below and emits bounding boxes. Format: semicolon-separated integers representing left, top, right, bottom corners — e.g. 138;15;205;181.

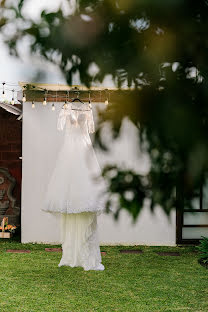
21;101;176;245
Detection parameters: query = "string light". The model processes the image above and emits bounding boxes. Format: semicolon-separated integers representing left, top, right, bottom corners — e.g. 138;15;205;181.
0;81;115;109
63;91;68;110
2;82;5;99
0;82;23;101
43;97;47;105
11;89;15;105
88;91;91;103
63;101;68;109
42;89;48;105
22;93;26;102
88;91;92;110
105;89;109;105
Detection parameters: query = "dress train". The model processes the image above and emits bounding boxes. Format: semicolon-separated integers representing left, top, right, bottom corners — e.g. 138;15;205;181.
58;211;105;271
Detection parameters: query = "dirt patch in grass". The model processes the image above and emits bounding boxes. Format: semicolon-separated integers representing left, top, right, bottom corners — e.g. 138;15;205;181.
119;249;143;254
45;248;62;252
156;251;180;256
6;249;31;253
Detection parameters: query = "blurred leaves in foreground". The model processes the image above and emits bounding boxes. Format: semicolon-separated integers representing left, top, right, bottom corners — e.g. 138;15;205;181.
1;0;208;220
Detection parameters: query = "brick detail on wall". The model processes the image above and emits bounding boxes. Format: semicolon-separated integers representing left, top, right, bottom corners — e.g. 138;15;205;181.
0;144;11;151
1;151;21;161
0;108;22;205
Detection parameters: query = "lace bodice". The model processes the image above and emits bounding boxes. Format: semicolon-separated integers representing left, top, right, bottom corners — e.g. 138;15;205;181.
57;103;95;134
43;100;107;217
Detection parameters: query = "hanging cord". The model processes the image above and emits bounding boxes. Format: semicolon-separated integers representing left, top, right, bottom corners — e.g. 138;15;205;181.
99;90;101;103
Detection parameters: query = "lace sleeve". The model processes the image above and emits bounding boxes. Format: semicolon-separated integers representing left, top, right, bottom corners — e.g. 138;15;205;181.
57;107;70;131
87;105;95;134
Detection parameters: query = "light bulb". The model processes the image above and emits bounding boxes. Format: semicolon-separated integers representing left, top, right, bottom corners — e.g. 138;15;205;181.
63;101;68;109
43;97;47;106
22;94;26;102
32;101;35;109
2;82;6;100
52;104;55;111
11;98;15;105
105;99;109;105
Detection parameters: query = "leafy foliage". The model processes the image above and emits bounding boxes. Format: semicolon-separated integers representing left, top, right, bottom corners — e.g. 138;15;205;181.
102;165;148;221
1;0;208;219
197;236;208;264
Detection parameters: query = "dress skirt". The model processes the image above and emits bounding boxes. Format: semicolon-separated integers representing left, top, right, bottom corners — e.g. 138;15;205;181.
42;127;106;215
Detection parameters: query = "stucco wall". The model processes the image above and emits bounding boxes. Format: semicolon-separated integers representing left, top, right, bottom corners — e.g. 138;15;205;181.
21;101;176;245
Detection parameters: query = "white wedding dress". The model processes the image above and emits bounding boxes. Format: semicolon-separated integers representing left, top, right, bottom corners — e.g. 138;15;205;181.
42;102;106;271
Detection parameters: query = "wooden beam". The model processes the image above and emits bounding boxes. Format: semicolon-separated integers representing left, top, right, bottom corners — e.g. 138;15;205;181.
18;82;133;103
18;82;121;91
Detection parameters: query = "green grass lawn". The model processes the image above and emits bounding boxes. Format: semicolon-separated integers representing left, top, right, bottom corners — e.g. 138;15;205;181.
0;239;207;312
